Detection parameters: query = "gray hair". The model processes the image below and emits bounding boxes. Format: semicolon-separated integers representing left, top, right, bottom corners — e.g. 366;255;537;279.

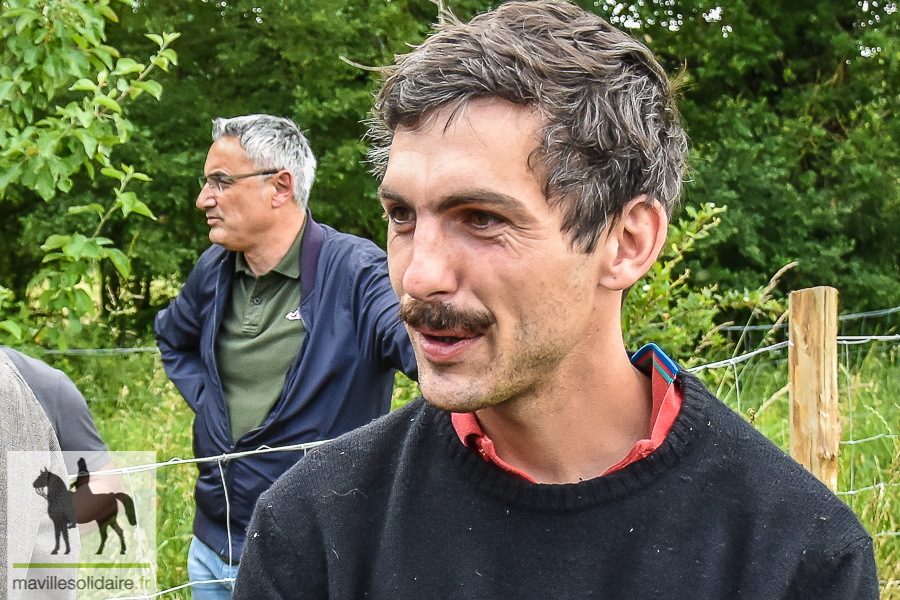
368;0;688;252
212;114;317;209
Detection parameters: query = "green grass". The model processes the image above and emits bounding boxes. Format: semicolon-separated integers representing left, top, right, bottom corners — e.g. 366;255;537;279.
39;347;900;598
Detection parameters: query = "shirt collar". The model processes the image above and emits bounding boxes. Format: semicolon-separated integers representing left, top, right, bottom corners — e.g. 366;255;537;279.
631;342;679;381
451;343;682;482
235;222;306;280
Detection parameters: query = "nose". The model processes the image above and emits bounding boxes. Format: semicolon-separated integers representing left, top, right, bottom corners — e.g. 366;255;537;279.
397;218;458;302
196;184;216;210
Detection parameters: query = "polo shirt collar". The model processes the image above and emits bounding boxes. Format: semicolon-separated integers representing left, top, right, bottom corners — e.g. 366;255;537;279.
451;343;682;483
234;222;306;279
631;342;679;395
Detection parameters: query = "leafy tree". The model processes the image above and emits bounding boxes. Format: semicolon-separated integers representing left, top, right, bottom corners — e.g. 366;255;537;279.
6;0;897;348
99;0;445;314
111;0;899;316
0;0;177;346
591;0;900;311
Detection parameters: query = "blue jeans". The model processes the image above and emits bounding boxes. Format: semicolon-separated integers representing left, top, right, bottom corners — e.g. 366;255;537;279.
187;537;240;600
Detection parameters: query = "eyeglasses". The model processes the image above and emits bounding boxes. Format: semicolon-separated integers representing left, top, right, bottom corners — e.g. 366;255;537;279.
198;170;279;192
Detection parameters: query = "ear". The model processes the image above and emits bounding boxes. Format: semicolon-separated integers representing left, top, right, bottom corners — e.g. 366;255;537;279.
597;195;668;291
270;170;295;209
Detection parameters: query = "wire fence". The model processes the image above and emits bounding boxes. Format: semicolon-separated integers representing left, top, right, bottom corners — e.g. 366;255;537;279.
29;304;900;598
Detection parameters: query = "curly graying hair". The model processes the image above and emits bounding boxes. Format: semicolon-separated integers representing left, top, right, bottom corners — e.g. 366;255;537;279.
212;114;317;209
368;0;688;252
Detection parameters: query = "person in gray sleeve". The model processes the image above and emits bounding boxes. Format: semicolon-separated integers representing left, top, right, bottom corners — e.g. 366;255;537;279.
1;350;78;600
1;347;109;475
1;347;123;531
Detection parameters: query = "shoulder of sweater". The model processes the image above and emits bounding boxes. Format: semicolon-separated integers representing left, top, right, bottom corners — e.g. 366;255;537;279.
677;371;868;539
678;372;825;489
263;398;433;500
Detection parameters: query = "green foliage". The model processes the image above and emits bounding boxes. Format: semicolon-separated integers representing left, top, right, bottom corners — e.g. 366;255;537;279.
96;0;900;326
624;202;786;368
0;0;177;347
103;0;440;261
5;0;900;342
596;0;900;311
0;284;28;341
17;0;453;334
391;371;421;411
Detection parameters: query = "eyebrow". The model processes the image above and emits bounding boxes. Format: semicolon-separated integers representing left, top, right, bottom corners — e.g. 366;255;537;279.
378;186;531;221
377;186;404;205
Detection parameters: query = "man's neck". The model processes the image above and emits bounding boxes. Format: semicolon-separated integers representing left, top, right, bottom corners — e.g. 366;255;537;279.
243;212;305;276
474;351;653;484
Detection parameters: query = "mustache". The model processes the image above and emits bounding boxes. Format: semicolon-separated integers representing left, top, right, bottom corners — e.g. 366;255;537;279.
399;299;496;334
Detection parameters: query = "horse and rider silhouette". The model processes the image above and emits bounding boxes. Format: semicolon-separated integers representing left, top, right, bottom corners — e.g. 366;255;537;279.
32;457;136;555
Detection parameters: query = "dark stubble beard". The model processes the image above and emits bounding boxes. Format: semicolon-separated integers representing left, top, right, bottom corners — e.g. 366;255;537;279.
399;298;570;412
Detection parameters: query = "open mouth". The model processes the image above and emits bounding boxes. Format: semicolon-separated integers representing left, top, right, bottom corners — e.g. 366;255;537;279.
415;328;482;363
418;327;477;344
429;334;467;344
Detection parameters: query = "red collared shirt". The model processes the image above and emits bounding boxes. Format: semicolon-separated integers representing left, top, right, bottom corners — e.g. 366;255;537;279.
451;344;683;482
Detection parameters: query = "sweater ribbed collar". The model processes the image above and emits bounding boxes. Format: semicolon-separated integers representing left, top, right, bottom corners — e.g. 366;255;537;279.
429;373;713;512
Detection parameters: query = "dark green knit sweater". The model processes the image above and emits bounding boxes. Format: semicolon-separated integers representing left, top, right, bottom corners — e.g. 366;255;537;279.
234;373;878;599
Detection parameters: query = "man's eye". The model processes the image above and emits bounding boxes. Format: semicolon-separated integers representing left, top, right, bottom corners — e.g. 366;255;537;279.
387;206;413;225
468;211;500;229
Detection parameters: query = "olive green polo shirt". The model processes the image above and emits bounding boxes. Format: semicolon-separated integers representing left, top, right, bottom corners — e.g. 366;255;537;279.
215;227;307;442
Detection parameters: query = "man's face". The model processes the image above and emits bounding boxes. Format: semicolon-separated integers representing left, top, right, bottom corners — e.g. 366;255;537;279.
380;99;610;413
196;136;275;252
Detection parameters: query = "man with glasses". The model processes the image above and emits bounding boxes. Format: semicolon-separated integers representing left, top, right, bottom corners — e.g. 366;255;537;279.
154;114;416;599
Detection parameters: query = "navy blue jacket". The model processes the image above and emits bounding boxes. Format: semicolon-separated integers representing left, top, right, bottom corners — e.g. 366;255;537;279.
154;215;417;560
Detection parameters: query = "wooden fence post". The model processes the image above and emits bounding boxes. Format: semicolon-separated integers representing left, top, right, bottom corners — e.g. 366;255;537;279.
788;286;840;492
